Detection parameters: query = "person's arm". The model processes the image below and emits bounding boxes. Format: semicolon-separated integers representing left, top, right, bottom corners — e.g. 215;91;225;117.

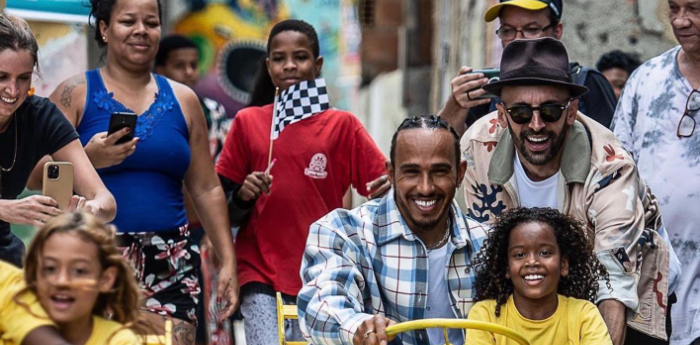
581;70;618;128
49;74;138;169
298;218;375;345
218;174;255;226
597;300;625;345
437;66;491;137
215;109;273;226
22;327;72;345
0;266;66;345
51;139;116;222
588;161;646;345
581;301;614;345
176;83;238;318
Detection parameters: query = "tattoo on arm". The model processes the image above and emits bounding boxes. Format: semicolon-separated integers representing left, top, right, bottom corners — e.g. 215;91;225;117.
59;78;85;109
172;320;196;345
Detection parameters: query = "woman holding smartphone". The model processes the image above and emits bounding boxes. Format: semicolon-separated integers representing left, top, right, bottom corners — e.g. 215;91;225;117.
49;0;238;343
0;14;116;267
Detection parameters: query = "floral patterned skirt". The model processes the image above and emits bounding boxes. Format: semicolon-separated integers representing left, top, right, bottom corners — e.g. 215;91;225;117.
117;225;201;325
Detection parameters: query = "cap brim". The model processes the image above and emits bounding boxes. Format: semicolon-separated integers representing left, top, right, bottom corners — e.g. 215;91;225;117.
485;0;549;22
482;77;590;98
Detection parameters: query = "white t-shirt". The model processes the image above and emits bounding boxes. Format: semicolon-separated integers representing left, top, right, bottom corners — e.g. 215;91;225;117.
513;154;559;209
612;45;691;345
426;242;463;345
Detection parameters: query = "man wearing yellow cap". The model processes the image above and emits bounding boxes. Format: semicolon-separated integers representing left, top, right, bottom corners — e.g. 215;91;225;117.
439;0;617;136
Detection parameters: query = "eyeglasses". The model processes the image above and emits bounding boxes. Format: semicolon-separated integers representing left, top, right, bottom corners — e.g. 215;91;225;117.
496;23;555;40
501;100;572;125
678;89;699;138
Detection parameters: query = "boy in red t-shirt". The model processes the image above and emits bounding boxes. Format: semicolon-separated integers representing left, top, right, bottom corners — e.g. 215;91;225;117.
216;19;387;345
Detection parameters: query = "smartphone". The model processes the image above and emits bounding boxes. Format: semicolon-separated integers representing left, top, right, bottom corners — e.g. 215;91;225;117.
42;162;74;211
108;112;137;145
468;68;501;99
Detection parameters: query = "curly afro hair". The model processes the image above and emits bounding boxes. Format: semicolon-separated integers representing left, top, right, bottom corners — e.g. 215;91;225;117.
471;207;610;316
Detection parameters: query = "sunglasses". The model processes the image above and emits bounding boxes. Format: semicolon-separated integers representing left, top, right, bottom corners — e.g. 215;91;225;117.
501;100;572;125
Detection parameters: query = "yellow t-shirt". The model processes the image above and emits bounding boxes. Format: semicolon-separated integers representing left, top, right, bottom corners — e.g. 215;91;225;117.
466;294;613;345
0;261;54;345
87;316;140;345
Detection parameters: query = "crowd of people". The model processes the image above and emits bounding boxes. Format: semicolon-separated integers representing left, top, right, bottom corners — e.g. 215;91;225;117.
0;0;698;345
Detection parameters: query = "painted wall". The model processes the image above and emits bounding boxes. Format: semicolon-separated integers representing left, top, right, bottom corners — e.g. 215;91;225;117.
173;0;361;117
430;0;679;112
28;21;88;97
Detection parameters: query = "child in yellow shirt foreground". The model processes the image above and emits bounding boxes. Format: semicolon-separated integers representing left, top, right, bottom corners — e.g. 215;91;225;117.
467;207;613;345
12;212;148;345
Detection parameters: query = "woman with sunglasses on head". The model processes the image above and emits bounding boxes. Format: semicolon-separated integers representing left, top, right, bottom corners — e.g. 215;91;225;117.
46;0;238;343
0;13;115;267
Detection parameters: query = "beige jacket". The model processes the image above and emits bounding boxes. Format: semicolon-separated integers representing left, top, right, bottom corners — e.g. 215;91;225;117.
461;111;671;340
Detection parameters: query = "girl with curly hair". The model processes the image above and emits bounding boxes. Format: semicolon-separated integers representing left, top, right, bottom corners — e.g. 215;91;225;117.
466;207;612;345
13;212;150;345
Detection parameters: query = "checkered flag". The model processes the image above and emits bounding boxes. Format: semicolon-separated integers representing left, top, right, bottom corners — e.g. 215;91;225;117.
270;78;330;140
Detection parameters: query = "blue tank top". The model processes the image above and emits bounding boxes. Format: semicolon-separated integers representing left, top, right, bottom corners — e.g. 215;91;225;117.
79;70;190;233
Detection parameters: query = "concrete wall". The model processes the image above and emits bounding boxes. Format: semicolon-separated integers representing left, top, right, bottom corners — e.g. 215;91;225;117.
562;0;677;67
430;0;680;112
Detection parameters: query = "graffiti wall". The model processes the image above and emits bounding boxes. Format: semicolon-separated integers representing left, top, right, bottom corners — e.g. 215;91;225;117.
29;21;88;97
174;0;361;116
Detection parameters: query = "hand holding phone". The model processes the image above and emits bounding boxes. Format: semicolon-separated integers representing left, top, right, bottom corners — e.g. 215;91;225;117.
108;112;138;145
42;162;74;211
467;68;500;100
449;66;495;109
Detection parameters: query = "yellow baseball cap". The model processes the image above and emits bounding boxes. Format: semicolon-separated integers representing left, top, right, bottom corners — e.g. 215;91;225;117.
484;0;562;22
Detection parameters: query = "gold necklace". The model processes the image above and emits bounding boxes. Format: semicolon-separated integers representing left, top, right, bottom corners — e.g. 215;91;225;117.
0;113;18;198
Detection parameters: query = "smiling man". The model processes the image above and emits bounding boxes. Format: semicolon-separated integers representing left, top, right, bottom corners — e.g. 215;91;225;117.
461;37;677;345
612;1;700;344
439;0;617;135
298;115;488;345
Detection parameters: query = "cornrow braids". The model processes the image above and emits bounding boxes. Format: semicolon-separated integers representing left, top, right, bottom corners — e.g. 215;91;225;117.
390;115;461;168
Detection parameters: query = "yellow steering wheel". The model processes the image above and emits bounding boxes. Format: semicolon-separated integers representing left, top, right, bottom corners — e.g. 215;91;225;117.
385;319;530;345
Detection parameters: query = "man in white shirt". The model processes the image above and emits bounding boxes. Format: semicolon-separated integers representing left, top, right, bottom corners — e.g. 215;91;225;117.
612;1;698;344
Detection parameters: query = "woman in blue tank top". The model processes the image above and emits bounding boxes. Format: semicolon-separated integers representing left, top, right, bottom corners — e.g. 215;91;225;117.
48;0;238;341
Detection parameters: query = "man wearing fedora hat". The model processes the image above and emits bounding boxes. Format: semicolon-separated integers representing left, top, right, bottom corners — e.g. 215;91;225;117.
461;37;675;345
439;0;617;136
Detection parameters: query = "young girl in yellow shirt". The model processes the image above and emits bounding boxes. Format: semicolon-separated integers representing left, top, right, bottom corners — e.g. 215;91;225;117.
13;212;149;345
467;207;613;345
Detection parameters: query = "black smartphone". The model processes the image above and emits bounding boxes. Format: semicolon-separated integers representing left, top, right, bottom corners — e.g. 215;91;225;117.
107;112;137;145
468;68;500;99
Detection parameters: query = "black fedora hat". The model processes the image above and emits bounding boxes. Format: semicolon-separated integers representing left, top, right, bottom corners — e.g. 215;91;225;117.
482;37;589;97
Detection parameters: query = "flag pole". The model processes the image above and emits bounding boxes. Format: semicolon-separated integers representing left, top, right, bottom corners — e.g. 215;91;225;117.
267;87;279;171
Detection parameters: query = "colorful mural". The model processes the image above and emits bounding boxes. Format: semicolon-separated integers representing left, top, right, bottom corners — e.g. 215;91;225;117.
27;21;88;98
174;0;361;116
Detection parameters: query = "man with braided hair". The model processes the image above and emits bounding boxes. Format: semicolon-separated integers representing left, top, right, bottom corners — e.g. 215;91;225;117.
298;115;488;345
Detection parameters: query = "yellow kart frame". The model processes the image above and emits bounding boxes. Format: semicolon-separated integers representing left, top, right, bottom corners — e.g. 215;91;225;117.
276;292;529;345
385;318;530;345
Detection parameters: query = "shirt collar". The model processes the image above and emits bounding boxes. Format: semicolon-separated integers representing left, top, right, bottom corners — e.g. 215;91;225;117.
488;119;591;185
373;190;473;249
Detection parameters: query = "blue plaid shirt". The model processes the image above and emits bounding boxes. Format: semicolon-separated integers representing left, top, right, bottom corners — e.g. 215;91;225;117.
298;192;488;345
